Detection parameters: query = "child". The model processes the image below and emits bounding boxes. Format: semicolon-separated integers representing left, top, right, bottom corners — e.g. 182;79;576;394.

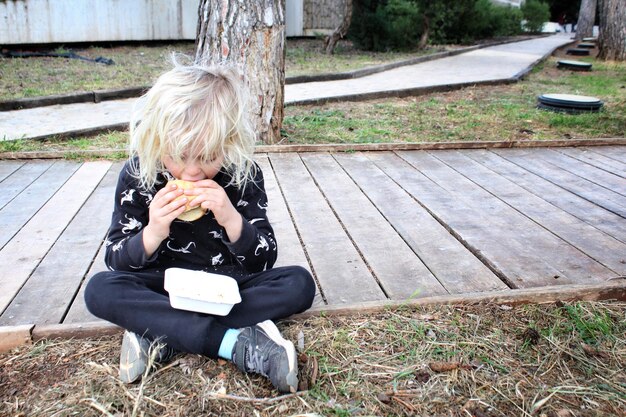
84;60;316;393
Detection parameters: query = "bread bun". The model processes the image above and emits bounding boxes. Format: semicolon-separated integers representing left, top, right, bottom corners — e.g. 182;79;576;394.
167;180;207;221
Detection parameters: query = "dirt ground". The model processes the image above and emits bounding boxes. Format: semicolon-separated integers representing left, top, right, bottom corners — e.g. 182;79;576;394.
1;301;624;416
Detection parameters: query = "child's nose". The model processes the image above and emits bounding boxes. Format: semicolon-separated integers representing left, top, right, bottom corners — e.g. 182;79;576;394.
181;165;202;180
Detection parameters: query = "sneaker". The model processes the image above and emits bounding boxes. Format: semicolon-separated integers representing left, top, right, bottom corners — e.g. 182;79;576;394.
119;330;177;383
232;320;298;393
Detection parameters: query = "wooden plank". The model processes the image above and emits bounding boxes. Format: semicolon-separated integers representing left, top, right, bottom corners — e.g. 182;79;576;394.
0;161;80;250
464;149;626;244
493;148;626;218
334;152;506;294
297;279;626;318
1;162;116;326
434;150;626;275
0;161;112;316
0;160;24;182
25;279;626;342
21;277;626;342
33;321;120;342
591;145;626;161
63;241;107;324
369;151;595;288
399;150;615;283
557;147;626;177
269;152;386;304
0;161;52;210
256;155;325;309
533;148;626;198
0;324;33;353
253;138;626;154
302;152;448;299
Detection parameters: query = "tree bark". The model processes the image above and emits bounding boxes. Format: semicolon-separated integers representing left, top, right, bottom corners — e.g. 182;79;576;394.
324;0;353;55
195;0;285;144
418;13;430;50
597;0;626;61
575;0;597;40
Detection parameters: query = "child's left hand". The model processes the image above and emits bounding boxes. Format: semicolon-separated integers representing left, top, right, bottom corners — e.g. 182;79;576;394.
184;180;243;242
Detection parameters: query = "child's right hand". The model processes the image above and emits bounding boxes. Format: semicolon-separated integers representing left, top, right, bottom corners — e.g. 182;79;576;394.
142;183;188;257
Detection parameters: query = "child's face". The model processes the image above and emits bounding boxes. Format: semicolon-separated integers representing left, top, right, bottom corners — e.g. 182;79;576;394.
163;155;223;181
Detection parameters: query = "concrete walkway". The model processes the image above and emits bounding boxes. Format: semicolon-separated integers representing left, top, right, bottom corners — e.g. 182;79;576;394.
0;34;573;142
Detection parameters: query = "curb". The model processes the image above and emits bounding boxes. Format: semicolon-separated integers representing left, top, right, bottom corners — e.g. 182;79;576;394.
0;36;547;111
287;37;577;107
285;35;548;84
1;138;624;161
1;279;624;353
0;87;148;112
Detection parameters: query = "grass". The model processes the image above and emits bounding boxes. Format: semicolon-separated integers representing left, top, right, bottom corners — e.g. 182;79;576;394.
0;39;434;101
281;56;626;144
1;301;624;416
286;38;450;77
0;42;196;101
0;42;624;156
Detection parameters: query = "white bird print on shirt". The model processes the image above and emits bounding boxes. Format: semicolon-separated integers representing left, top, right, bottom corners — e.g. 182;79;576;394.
254;235;269;256
120;214;142;234
139;190;154;205
111;239;125;252
212;253;224;266
120;189;135;205
237;199;249;207
166;241;196;254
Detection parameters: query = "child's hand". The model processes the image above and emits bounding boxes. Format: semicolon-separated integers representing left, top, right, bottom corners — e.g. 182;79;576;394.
184;180;243;242
143;183;188;256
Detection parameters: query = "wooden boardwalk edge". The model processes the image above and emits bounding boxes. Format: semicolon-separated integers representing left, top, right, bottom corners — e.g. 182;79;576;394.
1;138;625;160
1;279;624;353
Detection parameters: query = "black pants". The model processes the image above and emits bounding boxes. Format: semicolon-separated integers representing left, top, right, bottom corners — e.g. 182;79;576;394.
84;266;315;358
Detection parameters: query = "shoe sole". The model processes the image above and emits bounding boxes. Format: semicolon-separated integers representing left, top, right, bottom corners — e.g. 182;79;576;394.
119;331;148;384
257;320;298;393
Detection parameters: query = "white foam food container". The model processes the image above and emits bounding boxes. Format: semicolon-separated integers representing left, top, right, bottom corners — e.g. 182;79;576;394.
164;268;241;316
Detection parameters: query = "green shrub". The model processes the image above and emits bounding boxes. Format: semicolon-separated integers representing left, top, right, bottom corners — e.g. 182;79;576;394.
349;0;523;51
521;0;550;33
349;0;423;51
428;0;524;43
488;3;524;37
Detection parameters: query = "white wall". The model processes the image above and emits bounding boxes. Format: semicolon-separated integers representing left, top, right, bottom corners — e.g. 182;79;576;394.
491;0;524;7
286;0;304;36
1;0;199;44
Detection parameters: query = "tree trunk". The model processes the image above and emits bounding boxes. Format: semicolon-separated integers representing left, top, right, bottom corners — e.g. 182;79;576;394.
575;0;597;40
418;13;430;50
597;0;626;61
195;0;285;144
324;0;353;55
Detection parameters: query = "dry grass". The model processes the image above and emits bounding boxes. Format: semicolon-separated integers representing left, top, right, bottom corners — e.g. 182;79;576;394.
281;55;626;145
0;39;431;101
1;301;624;416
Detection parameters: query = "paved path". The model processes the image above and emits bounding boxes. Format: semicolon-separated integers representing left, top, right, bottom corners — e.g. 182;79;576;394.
0;34;573;141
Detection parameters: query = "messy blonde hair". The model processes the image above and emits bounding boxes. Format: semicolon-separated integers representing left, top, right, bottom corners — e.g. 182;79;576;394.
129;58;256;191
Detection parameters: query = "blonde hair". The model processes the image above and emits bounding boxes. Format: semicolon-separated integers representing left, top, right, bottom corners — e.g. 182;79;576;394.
129;58;256;191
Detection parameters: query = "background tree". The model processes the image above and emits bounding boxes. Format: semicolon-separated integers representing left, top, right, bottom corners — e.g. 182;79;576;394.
597;0;626;60
520;0;551;33
195;0;285;144
324;0;353;54
575;0;597;40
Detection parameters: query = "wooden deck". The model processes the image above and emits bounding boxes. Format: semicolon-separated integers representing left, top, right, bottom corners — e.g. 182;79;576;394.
1;146;625;328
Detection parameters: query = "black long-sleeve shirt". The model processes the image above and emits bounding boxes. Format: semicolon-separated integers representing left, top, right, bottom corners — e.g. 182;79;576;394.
104;159;277;277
